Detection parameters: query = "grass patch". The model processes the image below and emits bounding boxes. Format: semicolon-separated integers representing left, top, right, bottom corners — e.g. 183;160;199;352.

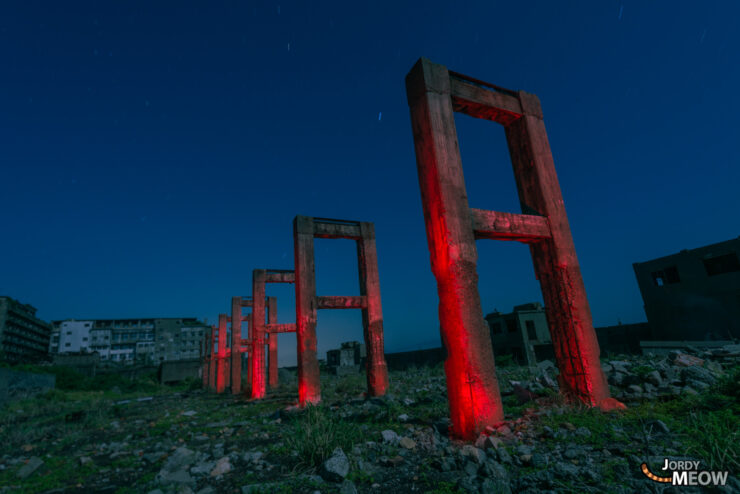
535;365;740;470
427;481;464;493
283;404;362;469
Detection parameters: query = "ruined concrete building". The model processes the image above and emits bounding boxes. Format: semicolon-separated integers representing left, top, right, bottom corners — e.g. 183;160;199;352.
633;236;740;341
0;296;52;363
326;341;366;375
485;303;552;366
49;317;208;364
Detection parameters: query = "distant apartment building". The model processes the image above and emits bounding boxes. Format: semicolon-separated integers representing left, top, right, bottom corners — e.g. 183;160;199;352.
0;296;53;363
484;302;552;366
49;317;208;364
633;236;740;341
50;320;94;354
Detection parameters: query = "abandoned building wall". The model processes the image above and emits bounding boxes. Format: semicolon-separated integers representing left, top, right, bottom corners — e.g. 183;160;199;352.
0;296;52;363
633;237;740;341
485;303;551;366
159;358;201;384
594;322;652;355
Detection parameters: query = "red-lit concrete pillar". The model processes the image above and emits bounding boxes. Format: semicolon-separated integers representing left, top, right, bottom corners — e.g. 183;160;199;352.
208;324;217;390
201;333;209;389
357;222;389;396
251;270;267;399
267;296;279;389
245;310;252;389
505;96;610;407
215;314;228;394
231;296;242;395
406;58;504;439
294;216;321;405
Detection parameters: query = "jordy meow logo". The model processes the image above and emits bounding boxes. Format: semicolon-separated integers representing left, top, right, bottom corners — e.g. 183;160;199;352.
641;459;730;486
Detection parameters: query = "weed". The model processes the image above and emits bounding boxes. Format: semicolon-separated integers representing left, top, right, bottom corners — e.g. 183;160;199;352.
427;481;464;493
284;404;362;469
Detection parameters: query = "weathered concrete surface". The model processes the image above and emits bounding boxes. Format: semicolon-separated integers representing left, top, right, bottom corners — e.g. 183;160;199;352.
406;58;615;438
251;270;267;399
215;314;228;394
293;216;388;406
267;297;278;389
0;368;55;407
159;359;201;384
406;58;504;439
294;216;321;406
208;325;217;391
231;296;243;395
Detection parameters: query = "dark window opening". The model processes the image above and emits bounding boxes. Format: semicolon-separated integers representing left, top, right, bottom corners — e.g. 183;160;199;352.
703;253;740;277
506;319;517;333
526;320;537;340
491;322;502;335
652;265;680;286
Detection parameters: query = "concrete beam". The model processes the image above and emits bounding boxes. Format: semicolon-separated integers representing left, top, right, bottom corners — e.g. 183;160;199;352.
471;208;552;242
265;271;296;283
267;323;296;333
449;76;522;125
313;222;362;240
317;296;367;309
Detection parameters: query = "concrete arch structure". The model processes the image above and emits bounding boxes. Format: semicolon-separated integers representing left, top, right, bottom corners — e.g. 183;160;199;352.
405;58;619;440
293;215;389;406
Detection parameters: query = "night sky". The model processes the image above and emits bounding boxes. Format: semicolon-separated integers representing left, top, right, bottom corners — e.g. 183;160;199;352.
2;2;739;366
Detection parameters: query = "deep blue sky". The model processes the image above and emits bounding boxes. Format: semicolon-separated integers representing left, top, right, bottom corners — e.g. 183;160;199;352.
2;2;739;365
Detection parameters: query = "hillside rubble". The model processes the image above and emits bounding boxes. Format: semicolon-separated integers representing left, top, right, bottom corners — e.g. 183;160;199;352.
1;344;738;493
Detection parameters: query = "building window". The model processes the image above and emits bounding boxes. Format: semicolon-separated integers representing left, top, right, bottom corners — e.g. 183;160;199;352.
703;253;740;277
506;319;517;333
65;343;71;347
525;320;537;340
490;322;502;334
651;265;680;286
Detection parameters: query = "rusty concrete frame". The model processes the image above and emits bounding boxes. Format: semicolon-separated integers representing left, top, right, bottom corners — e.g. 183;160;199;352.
231;294;284;396
202;330;212;389
293;215;389;406
215;313;230;393
251;269;297;399
406;58;615;439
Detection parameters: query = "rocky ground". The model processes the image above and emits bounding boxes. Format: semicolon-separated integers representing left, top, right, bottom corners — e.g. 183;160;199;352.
1;345;738;494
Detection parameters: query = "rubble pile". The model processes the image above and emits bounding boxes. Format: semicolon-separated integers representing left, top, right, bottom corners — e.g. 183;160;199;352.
0;344;737;493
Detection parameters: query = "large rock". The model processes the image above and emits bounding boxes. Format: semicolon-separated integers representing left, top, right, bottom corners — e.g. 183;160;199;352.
162;447;196;472
645;370;662;386
158;468;193;486
16;457;43;479
674;354;704;367
480;478;512;494
380;429;399;445
340;480;358;494
460;444;486;464
681;365;716;385
209;457;232;477
319;447;350;482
